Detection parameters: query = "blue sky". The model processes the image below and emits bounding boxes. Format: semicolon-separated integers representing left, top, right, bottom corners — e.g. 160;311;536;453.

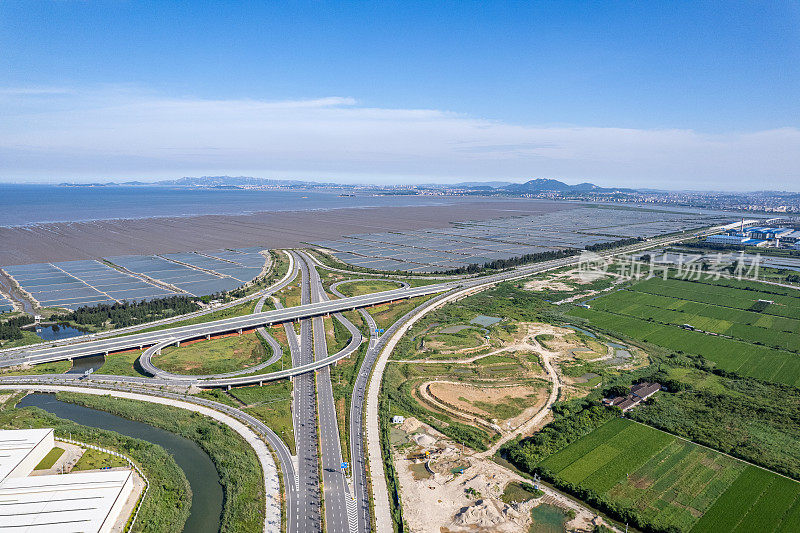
1;1;798;190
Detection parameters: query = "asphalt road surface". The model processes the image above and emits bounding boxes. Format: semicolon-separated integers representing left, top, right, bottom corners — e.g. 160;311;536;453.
291;252;323;533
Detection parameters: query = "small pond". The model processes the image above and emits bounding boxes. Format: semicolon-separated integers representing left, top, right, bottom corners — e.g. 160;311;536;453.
34;324;88;341
529;503;568;533
471;315;502;327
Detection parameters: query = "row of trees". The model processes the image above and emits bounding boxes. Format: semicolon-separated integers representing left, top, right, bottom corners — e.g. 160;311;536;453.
0;314;31;341
67;296;202;328
585;236;645;252
502;399;616;471
436;249;578;275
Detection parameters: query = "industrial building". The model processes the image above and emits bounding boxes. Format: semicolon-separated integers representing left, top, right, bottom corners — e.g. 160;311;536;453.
0;428;134;533
705;234;748;245
0;428;54;481
705;226;800;248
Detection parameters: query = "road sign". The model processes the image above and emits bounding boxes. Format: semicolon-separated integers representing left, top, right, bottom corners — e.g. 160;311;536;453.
341;462;349;469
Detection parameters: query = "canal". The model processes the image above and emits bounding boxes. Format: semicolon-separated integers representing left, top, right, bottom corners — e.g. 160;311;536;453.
18;393;223;533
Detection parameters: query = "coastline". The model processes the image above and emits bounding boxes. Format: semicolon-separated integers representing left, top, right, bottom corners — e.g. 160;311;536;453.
0;199;575;266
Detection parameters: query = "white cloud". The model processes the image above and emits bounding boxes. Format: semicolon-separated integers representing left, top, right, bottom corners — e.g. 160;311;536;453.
1;87;798;190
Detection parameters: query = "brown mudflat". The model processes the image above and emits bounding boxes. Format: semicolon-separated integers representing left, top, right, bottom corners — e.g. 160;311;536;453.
0;199;573;265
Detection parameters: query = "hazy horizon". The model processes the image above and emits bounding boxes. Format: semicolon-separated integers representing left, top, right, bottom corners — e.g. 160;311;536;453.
2;176;800;195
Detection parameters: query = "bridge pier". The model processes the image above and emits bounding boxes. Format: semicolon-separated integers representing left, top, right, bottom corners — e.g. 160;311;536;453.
206;334;210;340
237;328;242;335
258;381;263;387
226;385;231;391
175;341;180;347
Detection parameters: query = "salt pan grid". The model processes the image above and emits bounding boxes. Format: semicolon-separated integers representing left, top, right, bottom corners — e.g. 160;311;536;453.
3;262;119;310
312;206;732;272
1;248;268;311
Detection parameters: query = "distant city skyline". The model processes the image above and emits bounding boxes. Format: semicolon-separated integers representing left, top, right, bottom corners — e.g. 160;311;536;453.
1;1;798;191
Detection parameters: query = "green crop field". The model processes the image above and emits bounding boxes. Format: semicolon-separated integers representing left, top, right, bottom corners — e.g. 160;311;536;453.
568;277;800;387
539;418;800;532
691;466;800;533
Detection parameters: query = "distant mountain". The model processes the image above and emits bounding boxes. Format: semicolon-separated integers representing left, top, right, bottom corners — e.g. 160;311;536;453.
155;176;322;188
56;175;637;194
57;182;111;187
503;178;634;194
452;181;515;188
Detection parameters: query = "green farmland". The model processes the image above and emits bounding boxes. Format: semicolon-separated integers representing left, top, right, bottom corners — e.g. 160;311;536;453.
539;418;800;532
568;277;800;387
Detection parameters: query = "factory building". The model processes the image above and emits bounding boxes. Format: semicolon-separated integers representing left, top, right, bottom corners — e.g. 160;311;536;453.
705;234;748;245
0;428;134;533
747;227;794;240
0;428;54;481
706;226;797;248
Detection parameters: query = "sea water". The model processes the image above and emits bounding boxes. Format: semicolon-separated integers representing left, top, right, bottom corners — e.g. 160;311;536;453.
0;184;479;226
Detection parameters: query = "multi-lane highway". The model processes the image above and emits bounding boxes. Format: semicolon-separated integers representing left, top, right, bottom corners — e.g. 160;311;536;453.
0;283;446;371
303;252;356;533
0;221;746;532
292;253;324;533
328;279;402;533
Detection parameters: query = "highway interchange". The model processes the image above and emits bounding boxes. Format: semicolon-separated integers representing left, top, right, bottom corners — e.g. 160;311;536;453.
0;221;745;532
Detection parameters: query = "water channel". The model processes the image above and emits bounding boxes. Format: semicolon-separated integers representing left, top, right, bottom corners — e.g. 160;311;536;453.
66;354;106;374
563;324;597;338
18;393;223;533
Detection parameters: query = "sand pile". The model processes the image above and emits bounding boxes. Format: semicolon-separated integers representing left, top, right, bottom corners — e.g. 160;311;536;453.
412;433;436;447
452;500;503;528
449;499;524;532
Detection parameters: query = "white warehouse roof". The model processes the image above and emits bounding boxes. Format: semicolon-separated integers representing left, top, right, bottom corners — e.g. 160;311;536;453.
0;429;135;533
0;428;53;483
0;470;133;533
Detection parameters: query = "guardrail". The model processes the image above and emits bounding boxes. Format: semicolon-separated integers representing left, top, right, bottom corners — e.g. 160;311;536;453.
58;436;149;533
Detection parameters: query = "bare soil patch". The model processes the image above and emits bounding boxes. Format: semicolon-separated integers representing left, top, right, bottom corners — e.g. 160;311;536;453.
392;417;617;533
427;382;545;423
